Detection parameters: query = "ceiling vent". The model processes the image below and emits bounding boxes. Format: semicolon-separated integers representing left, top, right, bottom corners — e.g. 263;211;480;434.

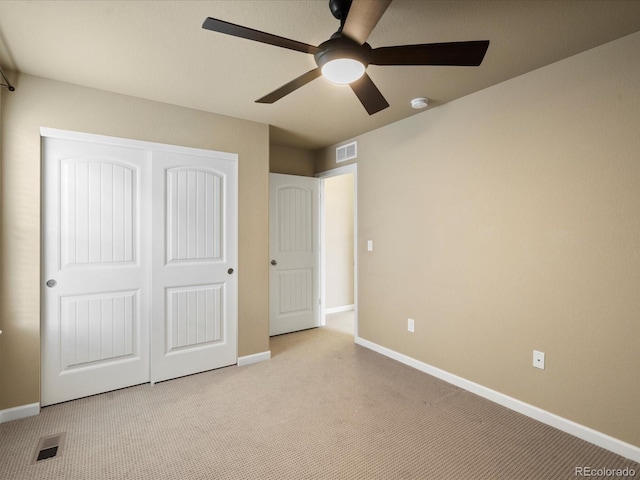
336;141;357;163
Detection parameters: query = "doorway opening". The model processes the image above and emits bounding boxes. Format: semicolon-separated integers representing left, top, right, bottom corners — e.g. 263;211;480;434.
317;164;357;337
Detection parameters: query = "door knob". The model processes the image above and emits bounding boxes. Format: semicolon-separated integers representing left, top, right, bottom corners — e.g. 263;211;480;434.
228;268;234;275
46;279;57;288
271;260;277;266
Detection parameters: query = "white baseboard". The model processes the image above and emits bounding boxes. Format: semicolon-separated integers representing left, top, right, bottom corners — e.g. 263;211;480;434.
237;350;271;367
354;336;640;464
325;304;355;315
0;402;40;424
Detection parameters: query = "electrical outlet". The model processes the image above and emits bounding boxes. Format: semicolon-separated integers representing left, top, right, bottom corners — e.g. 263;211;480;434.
533;350;545;370
408;318;415;333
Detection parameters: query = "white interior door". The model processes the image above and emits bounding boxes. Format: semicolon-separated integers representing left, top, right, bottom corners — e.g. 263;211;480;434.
42;129;238;404
151;149;237;383
269;173;320;335
42;137;151;406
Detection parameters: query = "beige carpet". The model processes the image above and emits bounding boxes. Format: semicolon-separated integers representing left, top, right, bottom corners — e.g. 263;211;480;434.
1;312;637;479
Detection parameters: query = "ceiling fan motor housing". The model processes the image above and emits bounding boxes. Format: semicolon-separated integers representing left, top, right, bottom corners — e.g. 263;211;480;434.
329;0;353;21
314;36;372;71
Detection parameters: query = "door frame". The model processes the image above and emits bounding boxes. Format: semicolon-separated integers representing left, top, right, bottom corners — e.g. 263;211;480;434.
315;163;358;337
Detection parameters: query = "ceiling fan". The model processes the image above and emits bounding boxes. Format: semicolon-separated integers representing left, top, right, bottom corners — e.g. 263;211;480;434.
202;0;489;115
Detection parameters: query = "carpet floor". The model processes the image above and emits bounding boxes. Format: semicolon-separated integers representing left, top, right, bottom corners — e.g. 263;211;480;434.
1;312;637;479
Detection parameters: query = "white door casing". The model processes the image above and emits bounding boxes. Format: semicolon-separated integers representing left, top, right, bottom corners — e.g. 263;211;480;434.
42;129;238;405
269;173;320;336
151;149;237;383
42;137;152;406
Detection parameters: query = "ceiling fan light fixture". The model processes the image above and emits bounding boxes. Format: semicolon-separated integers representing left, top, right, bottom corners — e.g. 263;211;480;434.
315;36;372;85
321;58;365;85
203;0;489;115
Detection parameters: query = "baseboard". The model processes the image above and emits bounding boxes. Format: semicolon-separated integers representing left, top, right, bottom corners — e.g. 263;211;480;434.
0;402;40;424
354;336;640;464
325;305;355;315
237;350;271;367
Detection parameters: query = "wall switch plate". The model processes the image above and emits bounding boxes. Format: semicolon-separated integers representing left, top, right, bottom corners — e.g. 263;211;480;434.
408;318;415;333
367;240;373;252
533;350;545;370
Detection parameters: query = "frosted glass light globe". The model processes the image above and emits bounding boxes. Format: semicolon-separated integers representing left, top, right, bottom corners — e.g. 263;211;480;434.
321;58;366;85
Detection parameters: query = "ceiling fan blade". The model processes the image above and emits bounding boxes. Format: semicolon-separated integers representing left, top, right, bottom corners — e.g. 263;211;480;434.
342;0;392;44
371;40;490;66
203;17;318;55
350;73;389;115
256;68;322;104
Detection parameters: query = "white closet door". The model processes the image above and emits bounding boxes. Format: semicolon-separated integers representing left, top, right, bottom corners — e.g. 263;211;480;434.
150;149;238;383
42;130;238;405
41;137;151;406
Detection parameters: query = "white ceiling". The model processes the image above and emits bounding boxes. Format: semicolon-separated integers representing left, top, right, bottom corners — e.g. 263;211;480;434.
1;0;640;150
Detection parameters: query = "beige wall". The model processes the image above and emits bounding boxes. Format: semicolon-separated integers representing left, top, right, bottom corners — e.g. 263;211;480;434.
0;73;270;410
269;144;315;176
316;32;640;447
0;83;3;410
324;174;354;309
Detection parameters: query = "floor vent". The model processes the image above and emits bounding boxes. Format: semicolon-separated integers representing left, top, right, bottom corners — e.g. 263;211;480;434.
33;433;66;464
336;141;357;163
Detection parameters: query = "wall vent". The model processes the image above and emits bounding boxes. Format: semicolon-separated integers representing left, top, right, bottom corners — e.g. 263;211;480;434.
336;141;357;163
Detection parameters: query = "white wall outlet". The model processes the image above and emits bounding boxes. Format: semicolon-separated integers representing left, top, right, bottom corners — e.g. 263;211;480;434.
408;318;415;333
367;240;373;252
533;350;545;370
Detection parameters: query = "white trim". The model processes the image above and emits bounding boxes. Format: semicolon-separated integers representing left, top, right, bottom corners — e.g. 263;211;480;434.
325;304;355;315
237;350;271;367
0;403;40;424
39;127;237;162
318;182;327;327
316;164;358;336
354;336;640;463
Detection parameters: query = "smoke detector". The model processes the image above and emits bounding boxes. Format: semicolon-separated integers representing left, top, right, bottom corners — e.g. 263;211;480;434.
410;98;429;109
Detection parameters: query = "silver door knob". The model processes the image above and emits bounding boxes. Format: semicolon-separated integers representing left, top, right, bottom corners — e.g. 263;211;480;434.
46;279;57;288
271;260;277;266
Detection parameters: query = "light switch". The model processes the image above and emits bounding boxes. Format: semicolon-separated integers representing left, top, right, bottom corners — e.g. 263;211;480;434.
367;240;373;252
533;350;545;370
